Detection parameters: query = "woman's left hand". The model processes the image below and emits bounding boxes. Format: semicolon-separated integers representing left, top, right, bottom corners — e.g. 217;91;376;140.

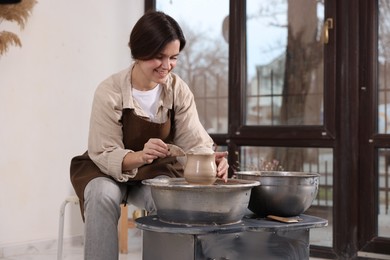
215;151;229;182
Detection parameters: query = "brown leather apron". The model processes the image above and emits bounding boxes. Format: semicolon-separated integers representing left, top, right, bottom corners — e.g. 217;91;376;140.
70;108;183;218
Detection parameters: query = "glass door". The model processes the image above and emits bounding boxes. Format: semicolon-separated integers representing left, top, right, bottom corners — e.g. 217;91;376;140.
358;0;390;257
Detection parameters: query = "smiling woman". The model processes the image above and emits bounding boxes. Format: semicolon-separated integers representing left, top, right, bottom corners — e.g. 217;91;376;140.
69;10;229;260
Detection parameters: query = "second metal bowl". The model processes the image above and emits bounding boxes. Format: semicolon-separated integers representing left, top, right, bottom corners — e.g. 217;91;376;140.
235;171;320;217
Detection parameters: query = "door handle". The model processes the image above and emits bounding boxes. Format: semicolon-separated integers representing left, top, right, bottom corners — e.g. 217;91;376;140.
324;18;334;44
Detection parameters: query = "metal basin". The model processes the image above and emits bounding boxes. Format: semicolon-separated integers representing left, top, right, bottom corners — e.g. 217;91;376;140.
235;171;319;217
142;178;260;225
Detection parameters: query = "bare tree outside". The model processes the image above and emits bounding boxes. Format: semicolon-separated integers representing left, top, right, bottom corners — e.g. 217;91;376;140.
281;0;323;125
278;0;324;170
246;0;324;127
174;22;229;133
157;0;229;133
245;0;325;171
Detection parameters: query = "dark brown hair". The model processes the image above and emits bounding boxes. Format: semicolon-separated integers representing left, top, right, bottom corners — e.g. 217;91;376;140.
129;11;186;60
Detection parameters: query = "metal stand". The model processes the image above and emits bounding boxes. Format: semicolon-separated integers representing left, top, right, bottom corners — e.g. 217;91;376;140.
136;214;327;260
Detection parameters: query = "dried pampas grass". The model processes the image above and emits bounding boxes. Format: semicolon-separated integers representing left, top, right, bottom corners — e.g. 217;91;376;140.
0;31;21;55
0;0;37;56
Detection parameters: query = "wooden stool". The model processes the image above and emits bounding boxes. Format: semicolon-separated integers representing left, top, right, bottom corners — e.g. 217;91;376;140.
58;197;140;256
118;205;145;254
57;195;80;260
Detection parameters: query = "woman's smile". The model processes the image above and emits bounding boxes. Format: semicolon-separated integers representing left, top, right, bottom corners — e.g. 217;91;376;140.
155;68;169;78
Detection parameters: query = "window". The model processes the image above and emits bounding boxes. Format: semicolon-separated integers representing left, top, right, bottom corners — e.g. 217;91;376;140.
156;0;229;134
246;0;324;126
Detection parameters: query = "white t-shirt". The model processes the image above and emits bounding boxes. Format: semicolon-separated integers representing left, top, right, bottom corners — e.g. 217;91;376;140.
132;84;162;121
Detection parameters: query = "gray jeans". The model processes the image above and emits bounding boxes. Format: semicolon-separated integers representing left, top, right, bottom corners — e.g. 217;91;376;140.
83;177;156;260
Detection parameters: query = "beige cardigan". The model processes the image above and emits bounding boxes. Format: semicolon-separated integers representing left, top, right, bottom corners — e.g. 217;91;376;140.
87;66;214;182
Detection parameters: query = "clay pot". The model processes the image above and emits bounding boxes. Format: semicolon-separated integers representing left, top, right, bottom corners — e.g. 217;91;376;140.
183;153;217;185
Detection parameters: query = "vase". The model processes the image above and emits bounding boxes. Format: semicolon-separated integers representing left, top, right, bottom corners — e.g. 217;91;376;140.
184;153;217;185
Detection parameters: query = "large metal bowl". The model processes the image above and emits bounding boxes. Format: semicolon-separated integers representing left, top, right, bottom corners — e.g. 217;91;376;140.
142;178;260;225
235;171;319;217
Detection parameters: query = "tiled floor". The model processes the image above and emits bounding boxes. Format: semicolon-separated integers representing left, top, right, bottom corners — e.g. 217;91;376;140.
0;238;329;260
0;229;332;260
0;228;142;260
0;227;332;260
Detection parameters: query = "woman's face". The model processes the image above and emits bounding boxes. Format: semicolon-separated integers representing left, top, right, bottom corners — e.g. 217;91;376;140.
137;40;180;88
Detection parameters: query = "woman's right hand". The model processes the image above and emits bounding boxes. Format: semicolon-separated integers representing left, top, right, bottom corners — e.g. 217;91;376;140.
141;138;169;164
122;138;169;173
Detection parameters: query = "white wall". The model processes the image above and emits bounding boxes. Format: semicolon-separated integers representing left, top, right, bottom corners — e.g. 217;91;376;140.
0;0;143;248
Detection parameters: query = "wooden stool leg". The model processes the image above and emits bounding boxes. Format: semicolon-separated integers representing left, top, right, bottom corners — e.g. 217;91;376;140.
119;205;140;254
119;204;128;254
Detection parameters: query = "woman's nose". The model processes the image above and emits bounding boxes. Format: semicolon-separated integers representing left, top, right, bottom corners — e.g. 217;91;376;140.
161;58;170;69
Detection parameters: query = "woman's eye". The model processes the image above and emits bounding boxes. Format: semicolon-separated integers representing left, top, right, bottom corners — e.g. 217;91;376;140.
154;56;178;61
